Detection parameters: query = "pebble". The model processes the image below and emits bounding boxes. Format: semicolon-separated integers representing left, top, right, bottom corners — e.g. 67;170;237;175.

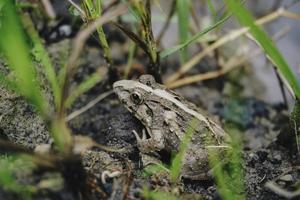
273;154;282;161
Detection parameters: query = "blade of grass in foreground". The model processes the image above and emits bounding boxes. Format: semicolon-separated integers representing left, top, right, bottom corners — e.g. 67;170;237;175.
209;126;245;200
0;1;72;154
161;14;230;58
170;118;198;183
21;13;60;108
0;0;47;114
83;0;112;65
0;155;36;199
224;0;300;99
65;71;104;108
143;187;180;200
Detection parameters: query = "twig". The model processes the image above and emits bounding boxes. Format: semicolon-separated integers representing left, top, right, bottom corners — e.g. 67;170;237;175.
41;0;56;19
66;90;113;121
167;49;260;89
265;182;300;199
167;26;289;89
68;3;127;79
166;8;300;84
281;10;300;20
264;166;300;199
259;174;267;183
59;3;128;116
0;139;56;168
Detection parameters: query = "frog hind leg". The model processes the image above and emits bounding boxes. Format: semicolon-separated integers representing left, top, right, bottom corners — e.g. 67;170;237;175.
180;148;212;180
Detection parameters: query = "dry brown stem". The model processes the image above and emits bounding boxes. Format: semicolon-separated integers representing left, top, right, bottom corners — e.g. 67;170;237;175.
166;8;300;85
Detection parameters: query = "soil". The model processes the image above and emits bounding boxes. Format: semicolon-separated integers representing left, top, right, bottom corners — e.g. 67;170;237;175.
1;3;300;200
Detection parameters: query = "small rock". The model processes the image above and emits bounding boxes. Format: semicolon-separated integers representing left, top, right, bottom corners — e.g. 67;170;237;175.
273;154;282;161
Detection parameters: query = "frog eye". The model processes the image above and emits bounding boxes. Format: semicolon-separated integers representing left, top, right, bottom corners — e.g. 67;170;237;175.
130;92;143;104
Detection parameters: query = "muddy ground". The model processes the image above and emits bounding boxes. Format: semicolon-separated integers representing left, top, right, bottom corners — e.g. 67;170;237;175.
1;2;300;200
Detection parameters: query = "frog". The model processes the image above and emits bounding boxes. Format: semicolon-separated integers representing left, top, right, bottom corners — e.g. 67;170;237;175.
113;75;230;180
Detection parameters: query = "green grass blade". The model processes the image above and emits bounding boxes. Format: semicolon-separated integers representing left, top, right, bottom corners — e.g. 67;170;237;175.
83;0;112;65
0;155;36;199
209;126;245;200
176;0;190;63
170;118;198;182
224;0;300;99
0;0;47;114
65;72;104;108
22;14;60;108
83;0;94;13
141;163;170;178
95;0;101;15
161;14;230;58
143;187;180;200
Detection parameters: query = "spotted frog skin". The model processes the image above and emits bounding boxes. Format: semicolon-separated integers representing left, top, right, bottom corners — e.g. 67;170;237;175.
113;75;230;180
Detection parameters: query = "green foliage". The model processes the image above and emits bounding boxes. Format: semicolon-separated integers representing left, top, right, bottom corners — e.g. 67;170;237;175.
22;13;60;108
131;0;158;65
209;125;245;200
0;0;48;115
176;0;190;63
0;71;19;93
83;0;101;17
141;163;169;178
143;187;180;200
83;0;112;64
170;118;198;183
140;119;198;199
65;72;104;108
0;0;73;154
290;99;300;151
0;155;36;200
224;0;300;99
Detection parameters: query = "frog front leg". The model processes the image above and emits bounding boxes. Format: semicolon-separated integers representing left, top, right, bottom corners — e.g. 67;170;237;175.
132;128;165;153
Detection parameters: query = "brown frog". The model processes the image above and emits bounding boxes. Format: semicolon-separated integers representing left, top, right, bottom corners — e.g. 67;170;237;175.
113;75;230;180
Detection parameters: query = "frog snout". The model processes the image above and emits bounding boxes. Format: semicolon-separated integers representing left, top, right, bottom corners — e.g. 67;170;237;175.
113;85;120;94
114;88;124;102
113;87;128;103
